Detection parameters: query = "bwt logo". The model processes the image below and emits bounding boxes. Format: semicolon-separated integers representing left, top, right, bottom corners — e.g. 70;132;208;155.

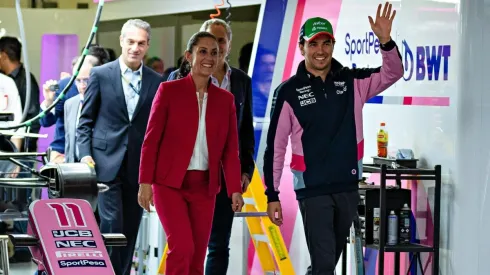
401;40;451;81
344;31;452;81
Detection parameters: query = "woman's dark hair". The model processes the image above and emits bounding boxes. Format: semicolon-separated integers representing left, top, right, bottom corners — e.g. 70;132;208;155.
177;31;217;79
177;55;184;67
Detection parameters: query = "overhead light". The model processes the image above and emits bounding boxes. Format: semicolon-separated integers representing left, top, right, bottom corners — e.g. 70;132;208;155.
430;0;460;3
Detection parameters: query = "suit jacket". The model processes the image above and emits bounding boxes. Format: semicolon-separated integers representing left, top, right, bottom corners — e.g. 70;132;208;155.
63;95;81;163
139;74;242;197
167;67;255;178
77;60;164;184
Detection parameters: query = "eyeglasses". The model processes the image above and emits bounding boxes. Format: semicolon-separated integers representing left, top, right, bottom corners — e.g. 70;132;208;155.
75;78;89;85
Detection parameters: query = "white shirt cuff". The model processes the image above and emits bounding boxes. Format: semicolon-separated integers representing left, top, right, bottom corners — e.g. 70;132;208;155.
40;101;56;114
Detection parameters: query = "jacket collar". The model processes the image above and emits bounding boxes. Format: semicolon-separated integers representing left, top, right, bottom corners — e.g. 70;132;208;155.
8;64;22;78
296;58;344;82
184;73;214;92
118;56;143;75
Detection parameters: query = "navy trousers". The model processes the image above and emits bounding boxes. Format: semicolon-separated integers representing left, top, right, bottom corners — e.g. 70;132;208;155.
205;179;235;275
97;156;142;275
299;191;359;275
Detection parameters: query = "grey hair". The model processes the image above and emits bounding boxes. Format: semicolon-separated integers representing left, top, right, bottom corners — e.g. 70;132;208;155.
199;19;232;41
121;19;152;41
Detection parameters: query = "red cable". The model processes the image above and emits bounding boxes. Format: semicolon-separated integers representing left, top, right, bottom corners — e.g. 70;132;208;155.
210;0;225;18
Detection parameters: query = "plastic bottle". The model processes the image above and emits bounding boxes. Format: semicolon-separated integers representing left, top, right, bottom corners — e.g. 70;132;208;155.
399;204;411;244
387;210;398;245
377;122;389;158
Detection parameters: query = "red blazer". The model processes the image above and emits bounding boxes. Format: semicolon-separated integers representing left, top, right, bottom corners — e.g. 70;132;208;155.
139;74;242;197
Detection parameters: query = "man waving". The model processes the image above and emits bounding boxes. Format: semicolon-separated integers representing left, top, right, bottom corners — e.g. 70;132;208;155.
263;2;402;274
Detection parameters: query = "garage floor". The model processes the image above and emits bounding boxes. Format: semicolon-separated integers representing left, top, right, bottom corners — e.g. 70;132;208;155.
8;262;38;274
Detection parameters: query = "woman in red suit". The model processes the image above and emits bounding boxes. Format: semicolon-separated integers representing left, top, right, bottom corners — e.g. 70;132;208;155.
137;31;244;275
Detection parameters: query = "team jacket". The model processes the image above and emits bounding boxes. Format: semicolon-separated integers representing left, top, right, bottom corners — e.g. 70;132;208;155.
263;39;403;202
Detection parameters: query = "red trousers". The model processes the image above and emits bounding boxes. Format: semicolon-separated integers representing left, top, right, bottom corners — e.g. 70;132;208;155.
152;170;216;275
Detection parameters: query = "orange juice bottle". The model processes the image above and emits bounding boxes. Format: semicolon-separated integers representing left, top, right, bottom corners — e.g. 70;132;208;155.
377;122;389;158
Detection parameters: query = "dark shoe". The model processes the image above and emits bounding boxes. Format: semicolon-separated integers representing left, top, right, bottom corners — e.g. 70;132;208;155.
305;265;312;275
9;248;31;263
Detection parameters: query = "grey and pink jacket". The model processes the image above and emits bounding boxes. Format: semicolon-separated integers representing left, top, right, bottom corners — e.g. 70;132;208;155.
263;39;404;203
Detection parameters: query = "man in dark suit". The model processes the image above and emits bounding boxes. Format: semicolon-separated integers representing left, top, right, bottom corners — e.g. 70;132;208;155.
77;19;163;275
167;18;255;275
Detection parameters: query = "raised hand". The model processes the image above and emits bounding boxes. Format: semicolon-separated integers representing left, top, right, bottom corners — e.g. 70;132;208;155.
368;2;396;44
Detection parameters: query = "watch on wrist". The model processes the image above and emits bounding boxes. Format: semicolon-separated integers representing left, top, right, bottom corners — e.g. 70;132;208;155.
380;37;392;46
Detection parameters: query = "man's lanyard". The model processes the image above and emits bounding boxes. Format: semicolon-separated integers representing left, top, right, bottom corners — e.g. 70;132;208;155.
121;73;142;95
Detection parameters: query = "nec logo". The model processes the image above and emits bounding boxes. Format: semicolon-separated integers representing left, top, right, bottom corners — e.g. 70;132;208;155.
55;240;97;248
298;92;314;100
402;40;451;81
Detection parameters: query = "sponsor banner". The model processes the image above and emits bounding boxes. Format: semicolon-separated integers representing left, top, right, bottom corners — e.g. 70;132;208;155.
29;199;115;274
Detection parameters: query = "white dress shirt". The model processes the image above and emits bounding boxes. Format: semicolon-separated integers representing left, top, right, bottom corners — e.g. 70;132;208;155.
74;94;84;160
187;92;209;170
187;64;231;171
75;94;83;127
119;57;143;120
210;62;232;92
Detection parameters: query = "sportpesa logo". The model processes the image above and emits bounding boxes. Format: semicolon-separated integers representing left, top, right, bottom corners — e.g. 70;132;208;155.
344;32;451;81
